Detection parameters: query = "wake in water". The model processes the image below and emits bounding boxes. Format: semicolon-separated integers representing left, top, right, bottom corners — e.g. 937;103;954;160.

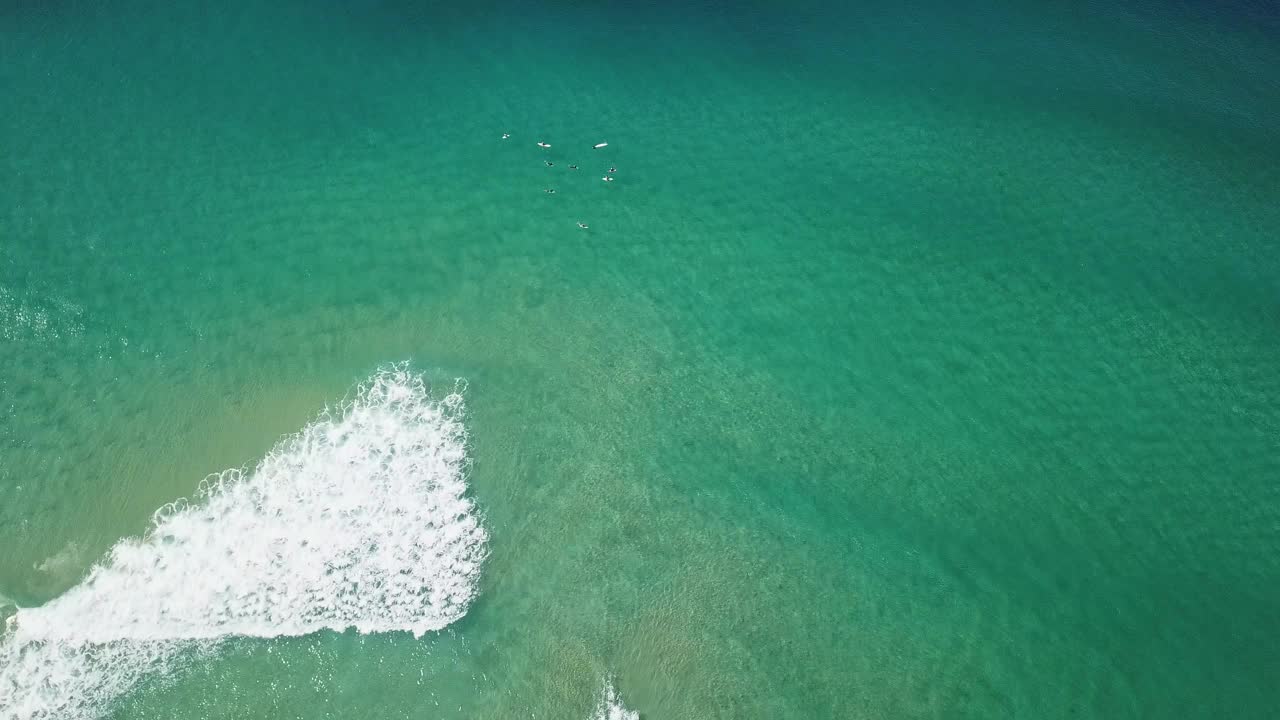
0;365;488;719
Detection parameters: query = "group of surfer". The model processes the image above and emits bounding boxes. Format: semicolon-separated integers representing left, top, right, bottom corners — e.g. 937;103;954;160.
504;134;615;229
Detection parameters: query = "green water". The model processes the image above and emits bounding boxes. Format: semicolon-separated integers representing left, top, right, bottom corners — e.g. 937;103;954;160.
2;0;1279;717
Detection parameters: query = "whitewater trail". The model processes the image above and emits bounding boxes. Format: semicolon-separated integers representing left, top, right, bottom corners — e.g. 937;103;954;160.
592;678;640;720
0;365;488;719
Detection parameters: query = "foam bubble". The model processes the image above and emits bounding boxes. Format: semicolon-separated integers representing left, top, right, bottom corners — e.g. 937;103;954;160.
32;540;85;579
0;285;84;343
0;365;487;719
591;678;640;720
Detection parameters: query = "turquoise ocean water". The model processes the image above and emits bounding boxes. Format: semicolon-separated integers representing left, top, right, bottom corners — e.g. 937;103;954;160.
2;0;1279;717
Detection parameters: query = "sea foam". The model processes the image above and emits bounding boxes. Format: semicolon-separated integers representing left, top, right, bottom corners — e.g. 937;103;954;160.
0;365;487;719
592;678;640;720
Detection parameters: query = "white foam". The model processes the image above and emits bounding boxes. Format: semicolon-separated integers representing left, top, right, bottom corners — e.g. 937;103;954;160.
0;365;487;719
0;285;84;343
32;540;85;579
591;678;639;720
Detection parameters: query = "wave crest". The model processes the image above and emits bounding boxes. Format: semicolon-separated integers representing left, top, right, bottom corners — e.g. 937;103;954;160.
592;677;640;720
0;364;487;719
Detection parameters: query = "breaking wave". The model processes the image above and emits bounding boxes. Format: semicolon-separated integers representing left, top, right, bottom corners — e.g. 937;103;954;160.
0;365;487;719
591;677;640;720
